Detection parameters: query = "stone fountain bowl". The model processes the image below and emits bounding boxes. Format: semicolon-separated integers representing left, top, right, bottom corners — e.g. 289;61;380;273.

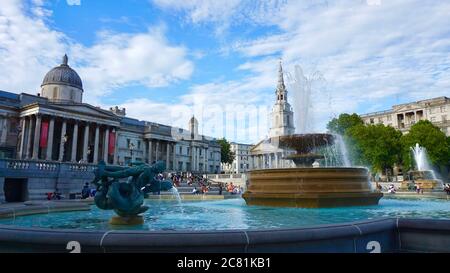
278;133;335;154
242;167;383;208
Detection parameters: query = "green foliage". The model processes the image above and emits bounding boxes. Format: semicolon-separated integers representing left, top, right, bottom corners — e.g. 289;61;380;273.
400;120;450;169
217;138;235;164
326;113;364;135
346;124;403;172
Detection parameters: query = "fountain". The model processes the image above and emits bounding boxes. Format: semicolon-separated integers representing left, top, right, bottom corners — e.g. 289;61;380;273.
401;143;444;191
242;134;383;208
243;62;382;208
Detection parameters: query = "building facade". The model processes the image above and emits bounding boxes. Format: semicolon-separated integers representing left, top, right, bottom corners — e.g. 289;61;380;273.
0;55;222;174
268;61;295;138
221;142;253;174
360;96;450;136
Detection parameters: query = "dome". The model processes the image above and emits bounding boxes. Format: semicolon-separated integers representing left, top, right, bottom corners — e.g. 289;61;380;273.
41;54;83;91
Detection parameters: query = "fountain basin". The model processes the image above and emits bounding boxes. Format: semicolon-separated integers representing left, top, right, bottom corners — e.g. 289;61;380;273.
401;170;444;191
242;167;383;208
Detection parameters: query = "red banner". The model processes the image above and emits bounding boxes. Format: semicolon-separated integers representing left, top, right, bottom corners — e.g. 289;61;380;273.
108;131;116;155
40;120;49;148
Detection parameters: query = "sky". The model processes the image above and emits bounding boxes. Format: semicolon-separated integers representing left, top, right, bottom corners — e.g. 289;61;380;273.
0;0;449;144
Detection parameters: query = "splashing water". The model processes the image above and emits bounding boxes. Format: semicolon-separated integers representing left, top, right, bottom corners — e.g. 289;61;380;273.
285;64;325;134
169;187;182;203
335;134;351;167
410;144;435;175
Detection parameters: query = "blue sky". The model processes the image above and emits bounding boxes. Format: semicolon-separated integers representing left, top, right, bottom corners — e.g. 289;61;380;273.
1;0;450;144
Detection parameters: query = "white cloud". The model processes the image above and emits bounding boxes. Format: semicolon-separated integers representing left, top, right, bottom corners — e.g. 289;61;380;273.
74;27;194;100
0;0;194;104
154;0;450;137
66;0;81;6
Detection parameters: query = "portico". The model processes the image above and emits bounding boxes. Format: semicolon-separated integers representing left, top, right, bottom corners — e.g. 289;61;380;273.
18;103;120;164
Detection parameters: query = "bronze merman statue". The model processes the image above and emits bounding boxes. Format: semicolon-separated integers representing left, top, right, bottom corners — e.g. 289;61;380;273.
91;160;173;225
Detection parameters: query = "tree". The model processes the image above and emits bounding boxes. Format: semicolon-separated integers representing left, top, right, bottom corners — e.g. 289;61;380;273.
326;113;364;135
217;138;235;164
400;120;450;170
347;124;402;173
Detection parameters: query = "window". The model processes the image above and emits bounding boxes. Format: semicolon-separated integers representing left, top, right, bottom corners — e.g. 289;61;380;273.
179;146;183;154
187;147;190;155
126;139;130;148
137;141;141;149
370;118;374;124
53;87;58;99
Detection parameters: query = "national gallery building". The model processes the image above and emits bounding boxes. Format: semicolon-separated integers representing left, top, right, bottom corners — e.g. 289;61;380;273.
0;55;221;202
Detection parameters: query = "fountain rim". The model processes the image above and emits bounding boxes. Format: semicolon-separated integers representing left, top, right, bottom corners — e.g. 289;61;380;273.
248;167;370;173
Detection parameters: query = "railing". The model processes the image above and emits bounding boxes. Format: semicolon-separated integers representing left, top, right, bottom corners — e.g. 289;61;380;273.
0;158;98;179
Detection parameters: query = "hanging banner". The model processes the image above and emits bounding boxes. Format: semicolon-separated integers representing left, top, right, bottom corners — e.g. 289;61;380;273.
108;131;116;155
40;120;49;148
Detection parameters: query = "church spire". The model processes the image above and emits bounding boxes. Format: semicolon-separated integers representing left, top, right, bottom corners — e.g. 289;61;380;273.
276;59;287;103
277;59;286;91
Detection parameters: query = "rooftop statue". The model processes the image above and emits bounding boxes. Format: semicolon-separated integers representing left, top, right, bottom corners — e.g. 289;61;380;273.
91;160;173;225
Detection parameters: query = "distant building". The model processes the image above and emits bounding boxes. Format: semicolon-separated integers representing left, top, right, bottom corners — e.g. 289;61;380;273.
360;96;450;136
222;142;253;174
250;61;296;169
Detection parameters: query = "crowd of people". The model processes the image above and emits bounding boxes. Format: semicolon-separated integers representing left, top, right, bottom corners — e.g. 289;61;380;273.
445;184;450;195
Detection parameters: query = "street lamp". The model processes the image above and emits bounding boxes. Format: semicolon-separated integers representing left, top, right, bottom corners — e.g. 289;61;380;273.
87;146;92;163
62;133;69;161
129;142;135;165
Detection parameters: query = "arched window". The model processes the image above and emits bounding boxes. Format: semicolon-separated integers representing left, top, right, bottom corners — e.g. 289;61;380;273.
53;87;58;99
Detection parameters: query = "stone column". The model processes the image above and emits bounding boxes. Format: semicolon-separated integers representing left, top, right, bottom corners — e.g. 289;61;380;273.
148;140;153;164
93;125;100;163
82;123;90;162
32;115;42;160
103;127;109;163
166;142;170;170
18;118;26;159
45;117;55;160
113;129;118;165
25;116;33;159
204;148;208;173
275;153;279;168
155;141;159;161
172;143;177;171
269;153;273;169
71;121;79;162
58;119;67;161
195;147;198;172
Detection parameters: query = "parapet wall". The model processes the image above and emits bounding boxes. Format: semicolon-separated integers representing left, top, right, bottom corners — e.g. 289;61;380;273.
0;216;448;252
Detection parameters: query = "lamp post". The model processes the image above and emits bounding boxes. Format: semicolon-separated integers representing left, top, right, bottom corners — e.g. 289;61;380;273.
62;133;69;161
87;146;92;163
129;142;135;165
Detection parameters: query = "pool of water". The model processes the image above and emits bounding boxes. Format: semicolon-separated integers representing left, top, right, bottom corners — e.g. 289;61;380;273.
1;197;450;231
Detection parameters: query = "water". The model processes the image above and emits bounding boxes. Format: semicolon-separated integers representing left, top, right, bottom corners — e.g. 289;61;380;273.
335;134;351;167
286;64;325;134
169;187;182;203
1;198;449;231
411;143;435;176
